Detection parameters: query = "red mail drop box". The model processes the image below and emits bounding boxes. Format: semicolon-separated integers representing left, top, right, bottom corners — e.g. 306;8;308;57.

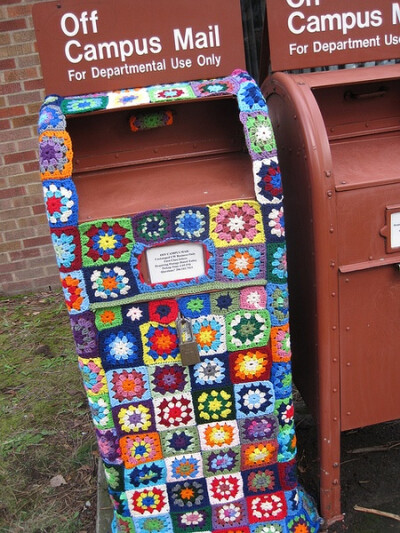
262;63;400;523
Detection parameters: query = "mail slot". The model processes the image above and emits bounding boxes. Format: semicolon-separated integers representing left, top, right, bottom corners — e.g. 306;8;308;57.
66;95;254;222
262;63;400;523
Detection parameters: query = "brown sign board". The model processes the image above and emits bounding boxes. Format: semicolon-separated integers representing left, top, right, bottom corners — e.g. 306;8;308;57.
33;0;246;96
266;0;400;71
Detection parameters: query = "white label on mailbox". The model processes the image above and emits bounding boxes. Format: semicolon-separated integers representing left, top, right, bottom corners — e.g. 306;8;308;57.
146;242;205;284
390;211;400;249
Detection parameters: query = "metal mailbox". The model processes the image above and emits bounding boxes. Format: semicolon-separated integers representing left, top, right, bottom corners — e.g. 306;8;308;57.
34;1;323;530
261;63;400;523
37;74;322;531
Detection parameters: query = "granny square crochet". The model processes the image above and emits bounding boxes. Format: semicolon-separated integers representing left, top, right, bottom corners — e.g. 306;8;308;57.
79;218;134;267
229;346;272;384
147;363;191;398
240;112;278;161
209;200;265;248
107;88;150;109
60;270;89;315
191;77;239;98
215;245;266;283
253;158;283;205
210;290;240;316
160;426;200;458
106;366;151;407
99;326;142;371
171;506;212;532
95;306;123;331
124;459;167;491
61;94;108;114
38;104;66;133
38;71;321;533
148;83;196;103
70;310;98;357
237;81;268;113
50;226;81;272
238;414;280;444
42;178;78;227
202;446;241;477
39;130;73;180
189;355;230;390
164;452;204;483
171;207;209;241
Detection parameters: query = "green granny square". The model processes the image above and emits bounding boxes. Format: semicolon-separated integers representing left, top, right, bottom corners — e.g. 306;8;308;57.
171;506;212;532
192;386;236;425
79;218;134;266
267;242;288;284
210;290;240;316
87;393;114;430
104;463;125;492
95;306;123;331
202;445;241;477
160;426;200;457
226;309;271;351
147;83;195;102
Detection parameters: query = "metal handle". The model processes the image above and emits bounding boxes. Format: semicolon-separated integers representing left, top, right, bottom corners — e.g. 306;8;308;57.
344;87;387;101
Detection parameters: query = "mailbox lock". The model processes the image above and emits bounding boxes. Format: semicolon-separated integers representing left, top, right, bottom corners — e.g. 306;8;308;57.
176;312;200;366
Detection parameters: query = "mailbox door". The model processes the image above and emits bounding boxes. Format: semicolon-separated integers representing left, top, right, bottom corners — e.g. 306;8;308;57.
335;177;400;431
339;264;400;430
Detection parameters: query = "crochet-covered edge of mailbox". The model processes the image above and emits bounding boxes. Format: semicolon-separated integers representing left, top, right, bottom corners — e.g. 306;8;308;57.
38;70;322;533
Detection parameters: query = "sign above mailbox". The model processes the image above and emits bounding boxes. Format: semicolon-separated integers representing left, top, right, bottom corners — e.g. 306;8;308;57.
33;0;246;96
266;0;400;71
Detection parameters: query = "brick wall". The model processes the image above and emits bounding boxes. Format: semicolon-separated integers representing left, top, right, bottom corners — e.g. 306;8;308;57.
0;0;60;295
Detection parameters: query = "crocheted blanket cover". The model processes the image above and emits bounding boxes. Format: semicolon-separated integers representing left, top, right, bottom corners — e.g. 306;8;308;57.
38;71;321;533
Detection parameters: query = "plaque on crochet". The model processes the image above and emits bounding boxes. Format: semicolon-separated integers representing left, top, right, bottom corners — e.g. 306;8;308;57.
146;242;206;284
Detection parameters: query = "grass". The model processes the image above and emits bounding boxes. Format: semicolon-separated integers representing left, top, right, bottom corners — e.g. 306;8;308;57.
0;290;98;533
